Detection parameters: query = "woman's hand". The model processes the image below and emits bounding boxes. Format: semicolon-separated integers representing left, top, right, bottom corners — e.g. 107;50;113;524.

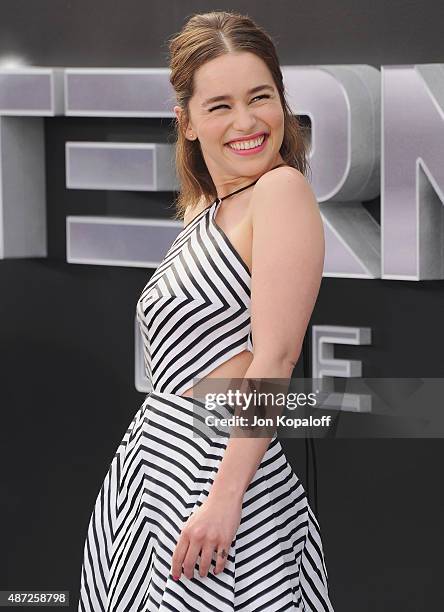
170;491;243;580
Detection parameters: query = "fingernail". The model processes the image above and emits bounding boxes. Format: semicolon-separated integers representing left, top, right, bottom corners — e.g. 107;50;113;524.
173;575;179;580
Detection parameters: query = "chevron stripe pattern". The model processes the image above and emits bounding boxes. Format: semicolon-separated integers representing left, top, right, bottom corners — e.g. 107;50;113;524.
135;199;254;396
78;197;334;611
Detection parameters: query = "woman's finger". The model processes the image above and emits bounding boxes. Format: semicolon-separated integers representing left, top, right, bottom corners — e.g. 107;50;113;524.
182;539;203;580
170;533;189;579
213;543;230;575
198;542;216;578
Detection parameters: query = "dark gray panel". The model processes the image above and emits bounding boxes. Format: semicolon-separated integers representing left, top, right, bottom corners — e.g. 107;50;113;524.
0;0;443;66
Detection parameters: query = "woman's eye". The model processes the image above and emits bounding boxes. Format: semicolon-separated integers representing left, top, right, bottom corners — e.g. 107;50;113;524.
252;94;271;103
209;94;270;112
209;104;230;112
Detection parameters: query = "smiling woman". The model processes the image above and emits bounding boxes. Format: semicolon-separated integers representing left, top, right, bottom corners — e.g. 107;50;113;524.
176;50;288;185
168;14;309;223
77;10;335;612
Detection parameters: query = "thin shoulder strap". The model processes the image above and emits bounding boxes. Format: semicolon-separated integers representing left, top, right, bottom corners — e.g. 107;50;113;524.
219;163;288;201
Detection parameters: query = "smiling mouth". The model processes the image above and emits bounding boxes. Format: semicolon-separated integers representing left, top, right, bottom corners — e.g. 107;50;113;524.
226;133;269;150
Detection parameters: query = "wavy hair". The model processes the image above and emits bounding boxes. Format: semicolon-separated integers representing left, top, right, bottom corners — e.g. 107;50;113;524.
167;11;311;221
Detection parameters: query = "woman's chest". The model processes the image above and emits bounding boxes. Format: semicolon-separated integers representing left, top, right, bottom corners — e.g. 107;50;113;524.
213;197;253;276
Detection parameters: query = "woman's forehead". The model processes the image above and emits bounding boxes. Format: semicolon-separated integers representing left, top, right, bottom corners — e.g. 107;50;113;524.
193;54;272;98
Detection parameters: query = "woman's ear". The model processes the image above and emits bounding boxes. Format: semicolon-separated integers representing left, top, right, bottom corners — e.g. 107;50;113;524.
174;105;190;139
173;105;182;123
174;105;195;141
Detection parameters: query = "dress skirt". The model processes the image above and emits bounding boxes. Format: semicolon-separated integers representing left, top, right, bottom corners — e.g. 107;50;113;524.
78;391;334;612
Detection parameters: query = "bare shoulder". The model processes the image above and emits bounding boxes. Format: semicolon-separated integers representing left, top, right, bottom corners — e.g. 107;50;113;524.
254;166;311;201
183;195;209;228
253;165;317;214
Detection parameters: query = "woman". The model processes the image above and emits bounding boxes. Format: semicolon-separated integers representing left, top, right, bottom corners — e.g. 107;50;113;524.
78;11;334;612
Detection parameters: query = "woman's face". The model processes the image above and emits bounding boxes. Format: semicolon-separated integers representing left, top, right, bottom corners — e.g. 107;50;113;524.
174;51;285;188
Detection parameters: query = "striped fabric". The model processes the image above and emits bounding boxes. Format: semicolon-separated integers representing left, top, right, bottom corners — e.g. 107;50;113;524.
78;197;334;611
136;198;254;396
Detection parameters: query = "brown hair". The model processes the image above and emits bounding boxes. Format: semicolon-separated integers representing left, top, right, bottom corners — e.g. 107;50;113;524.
167;11;311;221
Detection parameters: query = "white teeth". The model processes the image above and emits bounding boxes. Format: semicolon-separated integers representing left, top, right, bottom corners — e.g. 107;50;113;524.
228;134;266;150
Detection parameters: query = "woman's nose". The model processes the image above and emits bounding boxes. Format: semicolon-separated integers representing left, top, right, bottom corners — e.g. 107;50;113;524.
232;106;257;130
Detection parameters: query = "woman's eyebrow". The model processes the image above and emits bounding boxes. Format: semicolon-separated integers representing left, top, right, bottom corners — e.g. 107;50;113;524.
202;84;274;107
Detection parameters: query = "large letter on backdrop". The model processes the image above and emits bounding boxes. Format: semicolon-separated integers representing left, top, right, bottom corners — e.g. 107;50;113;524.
382;64;444;280
283;65;381;278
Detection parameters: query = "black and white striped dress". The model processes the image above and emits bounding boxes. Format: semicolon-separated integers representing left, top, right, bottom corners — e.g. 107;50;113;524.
78;196;334;611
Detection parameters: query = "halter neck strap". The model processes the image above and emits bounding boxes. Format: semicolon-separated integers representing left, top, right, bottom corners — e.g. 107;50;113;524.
219;163;287;201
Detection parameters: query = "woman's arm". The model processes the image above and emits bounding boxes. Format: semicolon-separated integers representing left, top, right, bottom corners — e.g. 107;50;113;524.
171;167;325;580
206;357;295;502
208;166;325;502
